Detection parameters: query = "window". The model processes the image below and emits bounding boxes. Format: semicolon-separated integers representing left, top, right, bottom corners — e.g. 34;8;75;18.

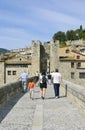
65;49;70;53
79;73;85;78
71;72;74;79
77;62;81;68
13;71;16;75
76;55;80;59
71;62;74;68
8;71;11;75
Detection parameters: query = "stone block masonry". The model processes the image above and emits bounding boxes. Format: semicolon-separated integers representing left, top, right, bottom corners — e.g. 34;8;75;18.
0;81;21;107
61;80;85;113
31;40;41;76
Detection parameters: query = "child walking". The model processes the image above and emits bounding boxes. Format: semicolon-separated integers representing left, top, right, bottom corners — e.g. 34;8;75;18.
28;79;35;100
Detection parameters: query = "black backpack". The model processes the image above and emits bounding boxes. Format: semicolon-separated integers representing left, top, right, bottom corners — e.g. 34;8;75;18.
42;75;47;83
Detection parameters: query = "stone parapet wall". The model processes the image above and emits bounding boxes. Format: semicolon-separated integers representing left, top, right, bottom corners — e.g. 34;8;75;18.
0;76;37;108
61;80;85;113
66;40;85;46
0;81;22;107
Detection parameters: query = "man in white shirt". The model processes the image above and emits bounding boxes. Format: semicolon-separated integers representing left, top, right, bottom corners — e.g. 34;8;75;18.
19;70;28;93
52;68;62;98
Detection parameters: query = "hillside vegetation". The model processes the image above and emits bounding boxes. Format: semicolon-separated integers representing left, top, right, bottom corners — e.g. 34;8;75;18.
0;48;9;54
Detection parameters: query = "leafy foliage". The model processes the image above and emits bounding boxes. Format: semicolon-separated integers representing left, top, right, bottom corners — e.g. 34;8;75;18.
52;25;85;44
53;31;66;42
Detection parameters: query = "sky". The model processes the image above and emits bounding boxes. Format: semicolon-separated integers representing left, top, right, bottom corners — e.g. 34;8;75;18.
0;0;85;50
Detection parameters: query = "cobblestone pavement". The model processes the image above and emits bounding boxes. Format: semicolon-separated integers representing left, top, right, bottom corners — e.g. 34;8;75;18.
0;84;85;130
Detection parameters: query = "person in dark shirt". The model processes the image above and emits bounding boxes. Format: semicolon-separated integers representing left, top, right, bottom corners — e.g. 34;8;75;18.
39;72;47;99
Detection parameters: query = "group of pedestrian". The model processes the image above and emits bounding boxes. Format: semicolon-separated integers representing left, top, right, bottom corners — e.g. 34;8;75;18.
38;68;62;99
18;68;62;100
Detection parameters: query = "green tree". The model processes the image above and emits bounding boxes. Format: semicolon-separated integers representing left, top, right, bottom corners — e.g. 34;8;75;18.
75;25;83;40
52;25;85;42
66;30;76;41
82;30;85;40
75;29;79;40
79;25;83;39
52;31;66;42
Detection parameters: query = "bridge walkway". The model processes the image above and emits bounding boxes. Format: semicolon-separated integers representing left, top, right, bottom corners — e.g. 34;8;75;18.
0;84;85;130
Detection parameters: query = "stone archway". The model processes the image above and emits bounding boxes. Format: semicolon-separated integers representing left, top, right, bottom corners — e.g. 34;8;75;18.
40;60;47;73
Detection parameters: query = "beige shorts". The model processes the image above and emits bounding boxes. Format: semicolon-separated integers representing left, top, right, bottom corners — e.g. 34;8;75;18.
29;88;34;94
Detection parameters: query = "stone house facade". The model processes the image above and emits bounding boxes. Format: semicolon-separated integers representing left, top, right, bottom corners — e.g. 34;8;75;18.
0;40;85;87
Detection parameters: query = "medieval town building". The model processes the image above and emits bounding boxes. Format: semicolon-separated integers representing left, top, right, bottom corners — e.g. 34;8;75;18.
0;40;85;87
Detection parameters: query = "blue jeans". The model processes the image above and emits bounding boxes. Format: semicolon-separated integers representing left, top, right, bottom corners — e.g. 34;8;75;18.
22;80;27;93
53;83;60;97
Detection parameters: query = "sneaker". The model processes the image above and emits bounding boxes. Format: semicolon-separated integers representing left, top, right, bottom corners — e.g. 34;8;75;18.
55;96;59;99
42;96;44;100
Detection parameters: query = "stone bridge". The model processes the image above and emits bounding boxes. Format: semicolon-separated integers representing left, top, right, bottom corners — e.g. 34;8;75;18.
0;78;85;130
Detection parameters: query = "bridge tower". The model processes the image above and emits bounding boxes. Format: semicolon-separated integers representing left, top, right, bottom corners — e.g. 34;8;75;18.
31;40;41;76
50;40;60;72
